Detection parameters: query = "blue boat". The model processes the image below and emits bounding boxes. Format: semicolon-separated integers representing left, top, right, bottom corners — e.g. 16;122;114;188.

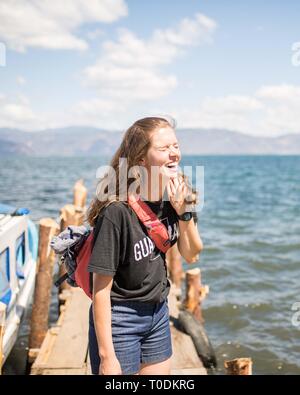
0;204;38;366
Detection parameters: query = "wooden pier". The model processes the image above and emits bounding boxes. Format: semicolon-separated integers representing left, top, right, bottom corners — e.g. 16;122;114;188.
26;179;209;375
30;284;206;375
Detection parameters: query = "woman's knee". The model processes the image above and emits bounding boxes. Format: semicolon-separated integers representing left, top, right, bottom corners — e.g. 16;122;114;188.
139;357;171;375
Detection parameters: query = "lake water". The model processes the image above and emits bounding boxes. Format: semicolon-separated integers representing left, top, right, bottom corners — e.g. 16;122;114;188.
1;155;299;375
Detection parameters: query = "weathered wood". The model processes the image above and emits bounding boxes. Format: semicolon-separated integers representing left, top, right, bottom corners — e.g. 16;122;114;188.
31;288;91;373
30;297;73;374
28;218;59;354
86;352;92;375
178;309;217;369
168;284;206;375
171;368;207;375
0;302;6;374
60;204;85;230
58;289;72;303
224;358;252;375
166;244;183;296
27;348;40;362
183;268;209;323
168;289;181;320
170;326;206;372
179;268;215;369
37;367;87;375
73;179;87;209
46;288;90;369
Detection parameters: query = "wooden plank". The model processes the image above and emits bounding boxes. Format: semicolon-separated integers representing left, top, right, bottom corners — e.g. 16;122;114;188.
171;368;207;375
39;368;87;375
86;352;92;375
45;288;91;369
168;285;180;319
31;296;72;372
170;326;203;369
31;288;91;374
31;327;59;373
168;284;206;373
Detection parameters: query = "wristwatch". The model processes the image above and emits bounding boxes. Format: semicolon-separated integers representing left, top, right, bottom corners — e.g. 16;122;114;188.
178;212;193;221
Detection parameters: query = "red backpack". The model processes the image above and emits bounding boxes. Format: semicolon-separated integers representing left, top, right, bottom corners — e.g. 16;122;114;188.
54;197;171;299
74;231;94;299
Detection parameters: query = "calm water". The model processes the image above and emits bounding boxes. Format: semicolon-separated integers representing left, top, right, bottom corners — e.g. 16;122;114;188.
1;155;299;375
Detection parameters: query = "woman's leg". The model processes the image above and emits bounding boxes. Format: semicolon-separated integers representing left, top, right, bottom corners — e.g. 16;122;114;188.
139;357;171;375
140;299;172;375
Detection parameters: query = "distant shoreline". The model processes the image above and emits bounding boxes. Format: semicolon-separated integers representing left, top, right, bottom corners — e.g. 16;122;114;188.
1;127;300;156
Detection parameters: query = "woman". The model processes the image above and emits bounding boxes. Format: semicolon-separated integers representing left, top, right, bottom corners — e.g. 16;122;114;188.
87;116;203;375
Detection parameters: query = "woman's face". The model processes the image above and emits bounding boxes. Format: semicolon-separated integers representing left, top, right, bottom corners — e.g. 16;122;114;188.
142;126;181;179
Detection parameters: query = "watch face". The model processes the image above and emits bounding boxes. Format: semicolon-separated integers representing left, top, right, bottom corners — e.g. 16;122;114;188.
180;212;192;221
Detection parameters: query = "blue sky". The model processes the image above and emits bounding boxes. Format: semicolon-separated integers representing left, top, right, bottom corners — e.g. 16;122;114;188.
0;0;299;136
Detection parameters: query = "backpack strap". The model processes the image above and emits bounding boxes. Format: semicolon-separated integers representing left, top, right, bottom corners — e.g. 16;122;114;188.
128;195;171;253
54;272;69;288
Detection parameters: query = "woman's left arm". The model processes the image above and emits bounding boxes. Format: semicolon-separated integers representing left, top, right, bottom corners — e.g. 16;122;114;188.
177;219;203;263
167;177;203;263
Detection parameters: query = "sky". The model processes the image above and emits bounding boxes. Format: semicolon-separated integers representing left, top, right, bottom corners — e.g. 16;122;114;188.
0;0;300;136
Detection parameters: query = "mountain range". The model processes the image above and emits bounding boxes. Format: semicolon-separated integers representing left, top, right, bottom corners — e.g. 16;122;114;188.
1;126;300;156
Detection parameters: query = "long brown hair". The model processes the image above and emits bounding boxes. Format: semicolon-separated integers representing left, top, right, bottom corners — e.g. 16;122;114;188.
87;117;173;226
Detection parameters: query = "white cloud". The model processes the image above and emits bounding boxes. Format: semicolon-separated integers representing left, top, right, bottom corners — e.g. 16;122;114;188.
0;94;40;129
84;63;177;100
0;0;128;52
255;84;300;135
153;13;217;47
0;94;121;131
173;85;300;136
86;28;105;41
174;95;264;134
256;84;300;102
83;13;217;102
17;76;26;85
0;9;218;131
1;84;300;137
201;95;263;113
67;98;126;128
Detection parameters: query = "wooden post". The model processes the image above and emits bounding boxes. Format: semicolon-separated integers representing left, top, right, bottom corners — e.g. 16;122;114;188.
28;218;59;362
73;179;87;209
166;244;183;297
0;302;6;375
60;204;84;230
224;358;253;375
58;179;88;293
184;268;209;323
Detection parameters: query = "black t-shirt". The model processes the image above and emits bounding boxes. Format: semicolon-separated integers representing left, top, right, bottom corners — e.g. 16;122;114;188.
88;200;179;303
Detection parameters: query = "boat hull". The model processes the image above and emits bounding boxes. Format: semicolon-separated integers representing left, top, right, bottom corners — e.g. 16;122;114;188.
0;211;38;365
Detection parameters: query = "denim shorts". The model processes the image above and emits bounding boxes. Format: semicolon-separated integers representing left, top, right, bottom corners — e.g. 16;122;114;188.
88;299;172;375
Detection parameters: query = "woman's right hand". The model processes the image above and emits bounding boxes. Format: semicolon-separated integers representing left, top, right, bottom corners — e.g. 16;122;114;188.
99;355;122;375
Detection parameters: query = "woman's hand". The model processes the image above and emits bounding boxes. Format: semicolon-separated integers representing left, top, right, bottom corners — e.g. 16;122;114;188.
99;355;122;375
167;176;189;216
